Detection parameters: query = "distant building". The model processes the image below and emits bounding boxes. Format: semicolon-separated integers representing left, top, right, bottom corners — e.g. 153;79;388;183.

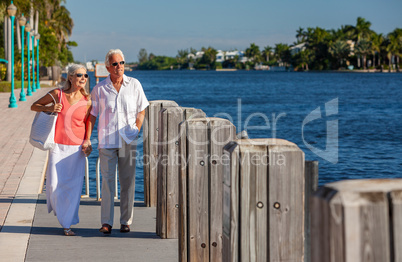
224;50;247;63
346;40;355;55
187;49;248;64
289;43;306;56
216;50;225;63
86;61;95;71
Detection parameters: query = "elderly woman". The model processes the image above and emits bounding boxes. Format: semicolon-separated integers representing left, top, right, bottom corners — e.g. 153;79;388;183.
31;64;92;236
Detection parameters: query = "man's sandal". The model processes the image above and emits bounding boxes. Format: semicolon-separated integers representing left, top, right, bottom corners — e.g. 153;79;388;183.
99;224;112;234
63;228;76;236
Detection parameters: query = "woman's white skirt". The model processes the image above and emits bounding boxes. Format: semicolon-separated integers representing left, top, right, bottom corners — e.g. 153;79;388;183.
46;143;85;229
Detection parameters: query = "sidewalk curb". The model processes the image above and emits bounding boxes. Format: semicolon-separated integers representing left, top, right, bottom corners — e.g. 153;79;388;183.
0;148;48;262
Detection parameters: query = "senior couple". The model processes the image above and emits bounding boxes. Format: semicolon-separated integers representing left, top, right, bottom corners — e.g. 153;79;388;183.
31;49;149;236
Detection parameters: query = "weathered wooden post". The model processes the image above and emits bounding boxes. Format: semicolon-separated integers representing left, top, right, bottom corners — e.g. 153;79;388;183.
311;179;402;262
222;138;305;262
304;161;319;262
179;117;236;262
156;107;206;239
143;100;178;207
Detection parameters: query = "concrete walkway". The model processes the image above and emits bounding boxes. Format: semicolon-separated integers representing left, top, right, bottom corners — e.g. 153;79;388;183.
0;84;178;261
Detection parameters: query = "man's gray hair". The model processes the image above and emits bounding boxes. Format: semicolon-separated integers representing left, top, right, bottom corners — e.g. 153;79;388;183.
105;49;125;67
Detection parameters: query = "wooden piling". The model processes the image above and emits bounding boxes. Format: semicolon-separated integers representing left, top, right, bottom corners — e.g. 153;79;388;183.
179;117;236;262
311;179;402;262
156;107;206;239
222;138;305;262
144;100;178;207
304;161;319;262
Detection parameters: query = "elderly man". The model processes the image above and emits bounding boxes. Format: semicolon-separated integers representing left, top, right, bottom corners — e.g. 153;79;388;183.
84;49;149;234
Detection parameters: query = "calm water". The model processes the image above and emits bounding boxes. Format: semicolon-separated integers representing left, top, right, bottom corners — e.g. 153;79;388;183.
85;70;402;200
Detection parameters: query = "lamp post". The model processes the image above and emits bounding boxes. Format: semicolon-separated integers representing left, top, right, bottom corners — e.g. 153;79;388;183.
25;22;32;96
31;29;36;92
18;14;26;101
36;33;40;89
7;1;17;108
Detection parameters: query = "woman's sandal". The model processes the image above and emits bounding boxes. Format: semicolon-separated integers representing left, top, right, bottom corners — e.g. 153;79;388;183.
63;228;76;236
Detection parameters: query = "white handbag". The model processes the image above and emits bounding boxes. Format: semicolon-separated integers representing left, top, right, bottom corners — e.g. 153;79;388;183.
29;90;62;151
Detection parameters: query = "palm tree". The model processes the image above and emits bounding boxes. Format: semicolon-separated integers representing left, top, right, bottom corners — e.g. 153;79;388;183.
262;45;273;62
176;49;189;68
354;17;372;42
384;34;400;72
296;27;305;43
355;39;372;70
371;33;384;67
387;29;402;71
329;40;351;68
274;43;290;67
200;46;217;69
48;5;73;50
245;43;261;64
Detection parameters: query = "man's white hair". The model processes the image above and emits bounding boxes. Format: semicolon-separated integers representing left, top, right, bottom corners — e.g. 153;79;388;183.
105;49;125;66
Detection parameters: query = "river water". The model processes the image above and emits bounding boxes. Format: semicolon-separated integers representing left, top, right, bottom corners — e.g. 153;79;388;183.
84;70;402;200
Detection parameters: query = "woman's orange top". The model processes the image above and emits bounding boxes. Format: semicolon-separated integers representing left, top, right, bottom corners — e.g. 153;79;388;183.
54;90;88;145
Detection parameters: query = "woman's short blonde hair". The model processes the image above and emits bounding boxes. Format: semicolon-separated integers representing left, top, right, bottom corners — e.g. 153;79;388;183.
62;64;90;98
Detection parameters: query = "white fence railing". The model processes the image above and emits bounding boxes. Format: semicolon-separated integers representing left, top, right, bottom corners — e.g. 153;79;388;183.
83;157;118;201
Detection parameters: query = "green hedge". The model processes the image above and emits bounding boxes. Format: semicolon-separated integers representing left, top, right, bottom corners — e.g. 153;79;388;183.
0;81;51;92
0;81;22;92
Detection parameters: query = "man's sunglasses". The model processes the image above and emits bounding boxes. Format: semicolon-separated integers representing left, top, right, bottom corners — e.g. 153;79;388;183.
76;73;89;78
111;61;125;66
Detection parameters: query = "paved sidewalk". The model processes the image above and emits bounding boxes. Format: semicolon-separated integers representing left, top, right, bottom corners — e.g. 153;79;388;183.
0;86;51;231
0;84;178;262
25;196;177;262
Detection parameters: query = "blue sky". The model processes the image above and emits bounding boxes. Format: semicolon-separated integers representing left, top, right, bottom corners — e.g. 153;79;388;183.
65;0;402;63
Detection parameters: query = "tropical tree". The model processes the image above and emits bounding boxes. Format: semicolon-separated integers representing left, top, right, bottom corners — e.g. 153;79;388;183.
245;43;261;64
371;33;384;67
384;33;401;71
195;46;217;70
387;28;402;70
176;49;188;69
329;40;351;68
304;27;331;69
353;17;372;42
296;27;305;43
262;45;273;62
274;43;290;67
138;48;148;64
355;39;372;69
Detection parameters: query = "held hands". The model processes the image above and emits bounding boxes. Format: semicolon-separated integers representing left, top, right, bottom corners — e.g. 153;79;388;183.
52;103;62;113
82;139;93;157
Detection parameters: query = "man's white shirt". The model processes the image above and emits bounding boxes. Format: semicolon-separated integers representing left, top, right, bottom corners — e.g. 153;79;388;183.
90;74;149;148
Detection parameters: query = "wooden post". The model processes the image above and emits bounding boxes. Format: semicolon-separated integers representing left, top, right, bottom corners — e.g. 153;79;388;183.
311;179;402;262
156;107;206;239
143;100;178;207
223;138;305;262
304;161;319;262
179;117;236;262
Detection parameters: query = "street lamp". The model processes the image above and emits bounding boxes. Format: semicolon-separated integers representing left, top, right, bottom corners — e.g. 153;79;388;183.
36;33;40;89
25;21;32;96
18;14;26;101
31;29;36;92
7;1;17;108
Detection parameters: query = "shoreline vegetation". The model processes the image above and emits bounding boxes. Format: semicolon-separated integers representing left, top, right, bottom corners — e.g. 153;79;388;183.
100;17;402;72
0;1;401;77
